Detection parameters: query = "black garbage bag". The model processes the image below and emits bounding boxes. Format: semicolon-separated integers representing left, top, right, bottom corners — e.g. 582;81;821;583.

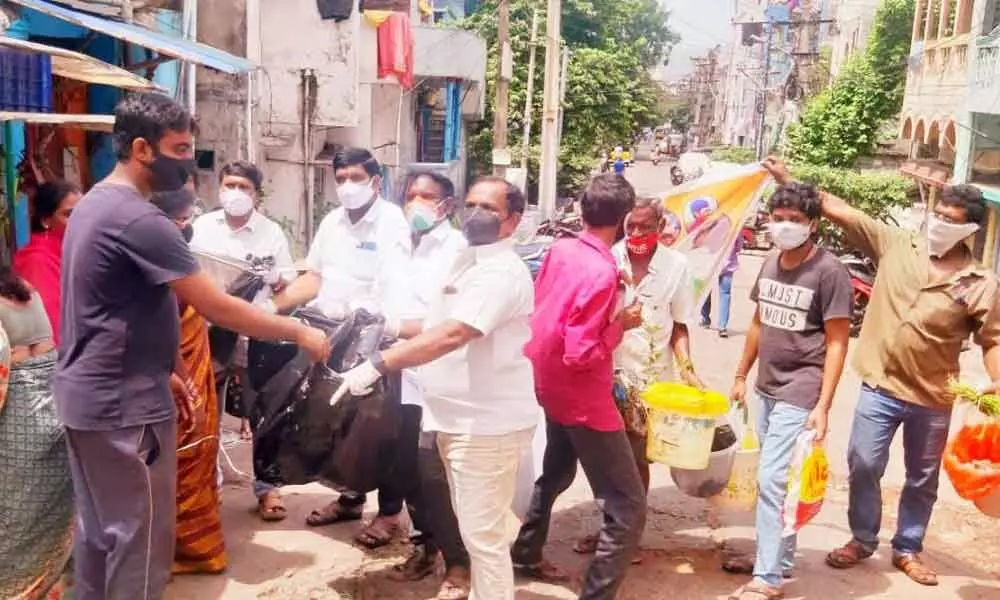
208;270;269;368
249;307;402;492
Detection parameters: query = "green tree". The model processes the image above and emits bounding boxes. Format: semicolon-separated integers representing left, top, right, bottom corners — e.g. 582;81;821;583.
785;0;914;167
462;0;677;193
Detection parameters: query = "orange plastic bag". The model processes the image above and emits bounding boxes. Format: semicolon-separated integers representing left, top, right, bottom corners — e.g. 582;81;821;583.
943;420;1000;501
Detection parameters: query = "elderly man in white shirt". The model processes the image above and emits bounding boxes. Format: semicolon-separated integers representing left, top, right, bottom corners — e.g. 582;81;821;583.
574;196;705;555
332;177;538;600
271;147;413;546
189;160;297;521
191;160;295;280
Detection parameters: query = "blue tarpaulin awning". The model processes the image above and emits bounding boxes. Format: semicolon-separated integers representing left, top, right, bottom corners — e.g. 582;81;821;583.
6;0;254;74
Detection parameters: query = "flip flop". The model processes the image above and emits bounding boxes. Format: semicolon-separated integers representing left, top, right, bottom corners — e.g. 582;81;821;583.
257;491;287;522
437;567;471;600
728;582;784;600
305;501;363;527
354;518;403;549
514;560;571;583
825;540;873;569
892;553;939;586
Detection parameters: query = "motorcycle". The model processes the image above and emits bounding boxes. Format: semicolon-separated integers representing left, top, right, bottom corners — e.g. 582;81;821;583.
516;202;582;279
839;252;876;337
670;165;685;186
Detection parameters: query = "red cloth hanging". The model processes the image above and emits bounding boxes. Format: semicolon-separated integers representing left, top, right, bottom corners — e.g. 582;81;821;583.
377;13;414;89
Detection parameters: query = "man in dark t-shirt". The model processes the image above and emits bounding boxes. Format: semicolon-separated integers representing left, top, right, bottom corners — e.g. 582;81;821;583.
57;93;330;600
727;182;853;600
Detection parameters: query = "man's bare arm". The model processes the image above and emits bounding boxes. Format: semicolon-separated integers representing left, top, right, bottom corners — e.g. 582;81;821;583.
381;320;481;371
171;271;322;352
271;271;322;314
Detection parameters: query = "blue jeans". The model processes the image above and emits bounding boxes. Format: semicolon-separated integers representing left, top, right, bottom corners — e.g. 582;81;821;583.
753;392;811;587
701;272;734;330
847;385;951;555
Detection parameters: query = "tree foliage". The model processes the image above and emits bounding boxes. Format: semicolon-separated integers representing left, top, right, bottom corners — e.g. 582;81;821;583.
711;146;757;164
790;163;914;250
461;0;677;193
785;0;914;167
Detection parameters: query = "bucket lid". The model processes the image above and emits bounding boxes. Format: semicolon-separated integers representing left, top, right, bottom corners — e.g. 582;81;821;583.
641;382;729;417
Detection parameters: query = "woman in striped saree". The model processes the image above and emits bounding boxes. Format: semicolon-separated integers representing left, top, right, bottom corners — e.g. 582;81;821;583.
152;186;227;574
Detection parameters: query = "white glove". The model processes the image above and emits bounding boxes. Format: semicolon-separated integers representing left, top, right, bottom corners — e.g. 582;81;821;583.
329;360;382;406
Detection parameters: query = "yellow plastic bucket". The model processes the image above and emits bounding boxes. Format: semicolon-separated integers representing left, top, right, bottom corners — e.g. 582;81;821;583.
642;382;730;470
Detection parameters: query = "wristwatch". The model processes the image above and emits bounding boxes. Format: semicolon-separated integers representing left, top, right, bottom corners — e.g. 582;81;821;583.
369;351;388;375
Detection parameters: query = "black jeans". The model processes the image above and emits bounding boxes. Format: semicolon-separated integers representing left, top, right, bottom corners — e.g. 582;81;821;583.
336;404;423;517
408;431;470;568
512;419;646;600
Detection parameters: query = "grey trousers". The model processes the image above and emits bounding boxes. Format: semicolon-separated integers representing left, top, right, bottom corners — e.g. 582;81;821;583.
66;419;177;600
512;418;646;600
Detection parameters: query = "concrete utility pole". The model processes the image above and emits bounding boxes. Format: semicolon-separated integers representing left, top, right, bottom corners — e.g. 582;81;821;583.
520;9;540;170
556;45;570;148
755;20;773;160
538;0;562;219
492;0;512;176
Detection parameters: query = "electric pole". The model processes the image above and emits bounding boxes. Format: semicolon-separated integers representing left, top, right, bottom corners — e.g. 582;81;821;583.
520;9;539;170
755;20;773;160
492;0;512;177
556;45;570;148
538;0;562;219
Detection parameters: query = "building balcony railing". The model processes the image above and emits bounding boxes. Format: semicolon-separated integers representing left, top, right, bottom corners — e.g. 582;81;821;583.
971;28;1000;114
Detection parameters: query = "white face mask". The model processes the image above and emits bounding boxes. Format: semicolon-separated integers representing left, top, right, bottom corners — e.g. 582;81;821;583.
220;188;254;218
769;220;812;251
338;179;375;210
927;214;979;257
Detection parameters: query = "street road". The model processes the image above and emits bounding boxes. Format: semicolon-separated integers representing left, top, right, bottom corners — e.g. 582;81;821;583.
167;158;1000;599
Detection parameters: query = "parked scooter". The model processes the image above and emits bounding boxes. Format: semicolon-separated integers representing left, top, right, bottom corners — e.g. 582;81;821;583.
670;165;685;186
515;200;583;279
839;252;876;337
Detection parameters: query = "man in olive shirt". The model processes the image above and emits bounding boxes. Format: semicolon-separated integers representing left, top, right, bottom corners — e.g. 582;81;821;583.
763;158;1000;587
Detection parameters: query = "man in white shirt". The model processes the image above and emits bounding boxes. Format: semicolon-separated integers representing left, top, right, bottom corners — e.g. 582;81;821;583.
271;147;412;545
189;160;297;521
333;177;538;600
573;196;705;555
190;160;295;282
389;171;471;598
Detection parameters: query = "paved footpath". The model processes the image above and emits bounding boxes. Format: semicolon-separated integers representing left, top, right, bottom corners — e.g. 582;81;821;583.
167;161;1000;599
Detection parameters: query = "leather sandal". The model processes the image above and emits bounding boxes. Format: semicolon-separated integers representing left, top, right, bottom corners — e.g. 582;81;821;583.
892;552;938;586
825;540;873;569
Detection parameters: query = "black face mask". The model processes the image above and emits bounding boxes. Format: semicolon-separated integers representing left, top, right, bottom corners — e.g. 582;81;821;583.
460;206;502;246
181;223;194;243
145;153;196;192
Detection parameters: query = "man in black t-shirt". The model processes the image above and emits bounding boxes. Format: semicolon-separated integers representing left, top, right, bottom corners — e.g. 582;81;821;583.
56;93;330;600
726;182;852;600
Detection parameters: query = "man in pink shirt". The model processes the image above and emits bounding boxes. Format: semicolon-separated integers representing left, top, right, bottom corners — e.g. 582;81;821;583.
512;174;645;600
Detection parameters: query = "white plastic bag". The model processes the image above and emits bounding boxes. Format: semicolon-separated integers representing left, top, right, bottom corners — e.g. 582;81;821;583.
781;429;829;537
714;404;760;511
512;408;547;520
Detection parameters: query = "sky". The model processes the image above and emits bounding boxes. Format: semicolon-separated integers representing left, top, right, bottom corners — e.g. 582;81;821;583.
658;0;736;82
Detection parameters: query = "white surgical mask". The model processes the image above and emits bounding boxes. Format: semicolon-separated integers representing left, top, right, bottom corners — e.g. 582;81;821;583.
220;188;254;218
926;214;979;257
769;220;812;250
338;180;375;210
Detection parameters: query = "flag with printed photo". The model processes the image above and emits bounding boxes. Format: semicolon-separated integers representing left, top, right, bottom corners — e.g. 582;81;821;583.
658;164;771;310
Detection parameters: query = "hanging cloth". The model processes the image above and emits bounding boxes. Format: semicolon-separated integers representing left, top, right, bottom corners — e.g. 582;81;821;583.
377;13;415;89
317;0;354;21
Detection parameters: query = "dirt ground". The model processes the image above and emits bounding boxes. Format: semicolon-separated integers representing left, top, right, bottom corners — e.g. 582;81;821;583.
166;161;1000;598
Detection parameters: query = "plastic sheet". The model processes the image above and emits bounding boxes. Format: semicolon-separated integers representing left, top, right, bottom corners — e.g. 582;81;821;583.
248;308;401;492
